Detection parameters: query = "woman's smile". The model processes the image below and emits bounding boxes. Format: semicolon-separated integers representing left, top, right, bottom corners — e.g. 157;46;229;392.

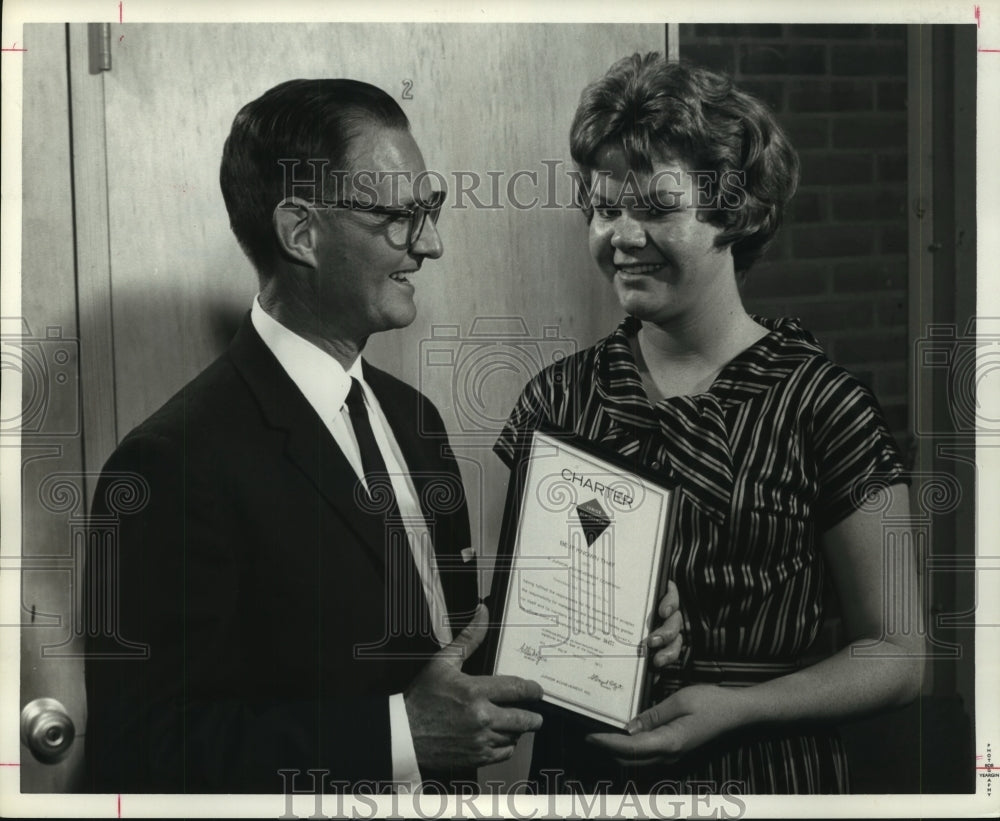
614;262;666;276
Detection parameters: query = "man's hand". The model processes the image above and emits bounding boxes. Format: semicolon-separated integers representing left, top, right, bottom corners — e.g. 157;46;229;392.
644;580;683;668
404;604;544;770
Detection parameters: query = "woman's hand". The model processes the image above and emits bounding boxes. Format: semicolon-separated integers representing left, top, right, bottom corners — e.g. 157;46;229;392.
586;684;752;767
644;580;684;668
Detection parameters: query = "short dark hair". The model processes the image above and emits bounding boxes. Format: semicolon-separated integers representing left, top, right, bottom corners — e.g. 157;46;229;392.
219;79;409;277
569;53;799;273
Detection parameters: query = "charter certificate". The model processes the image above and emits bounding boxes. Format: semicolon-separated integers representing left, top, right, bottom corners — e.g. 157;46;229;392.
490;429;675;729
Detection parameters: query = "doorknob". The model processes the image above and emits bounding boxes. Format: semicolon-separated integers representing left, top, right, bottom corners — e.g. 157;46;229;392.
20;698;76;764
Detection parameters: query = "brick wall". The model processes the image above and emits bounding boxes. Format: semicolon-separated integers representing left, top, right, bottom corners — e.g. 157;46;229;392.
680;24;911;457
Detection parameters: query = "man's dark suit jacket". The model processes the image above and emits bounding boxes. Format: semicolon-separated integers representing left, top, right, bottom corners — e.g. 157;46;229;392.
83;316;479;793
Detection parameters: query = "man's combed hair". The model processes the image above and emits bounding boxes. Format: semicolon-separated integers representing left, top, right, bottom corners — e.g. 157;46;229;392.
570;53;799;273
220;79;409;277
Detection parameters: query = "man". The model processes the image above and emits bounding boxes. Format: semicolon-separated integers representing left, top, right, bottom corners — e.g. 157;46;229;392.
83;79;543;793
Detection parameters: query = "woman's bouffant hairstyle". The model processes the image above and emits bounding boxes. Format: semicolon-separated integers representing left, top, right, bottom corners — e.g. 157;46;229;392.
220;79;409;278
570;53;799;273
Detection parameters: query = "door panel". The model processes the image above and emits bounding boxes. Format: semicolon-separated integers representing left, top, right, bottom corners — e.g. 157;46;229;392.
99;24;662;604
101;23;660;438
15;23;87;793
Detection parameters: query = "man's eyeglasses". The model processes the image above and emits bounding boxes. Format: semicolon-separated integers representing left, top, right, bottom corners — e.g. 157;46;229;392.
314;190;446;250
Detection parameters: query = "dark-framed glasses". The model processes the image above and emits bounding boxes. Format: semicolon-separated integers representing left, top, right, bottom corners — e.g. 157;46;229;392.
315;189;446;250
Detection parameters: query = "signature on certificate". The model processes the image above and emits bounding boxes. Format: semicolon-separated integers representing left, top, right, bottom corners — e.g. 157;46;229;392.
588;673;623;691
518;643;547;664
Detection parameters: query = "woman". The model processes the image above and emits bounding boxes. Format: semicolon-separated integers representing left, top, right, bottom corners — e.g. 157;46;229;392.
494;54;923;794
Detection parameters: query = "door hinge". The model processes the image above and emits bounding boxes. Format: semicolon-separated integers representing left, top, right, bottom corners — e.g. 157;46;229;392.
88;23;111;73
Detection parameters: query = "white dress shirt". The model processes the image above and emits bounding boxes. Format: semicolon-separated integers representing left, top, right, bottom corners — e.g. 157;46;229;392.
251;296;453;789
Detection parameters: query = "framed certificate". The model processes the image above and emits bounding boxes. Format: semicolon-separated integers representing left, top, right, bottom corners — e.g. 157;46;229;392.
486;427;677;729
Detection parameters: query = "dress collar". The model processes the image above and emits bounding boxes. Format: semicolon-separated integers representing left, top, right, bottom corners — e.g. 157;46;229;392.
594;314;824;415
591;315;824;524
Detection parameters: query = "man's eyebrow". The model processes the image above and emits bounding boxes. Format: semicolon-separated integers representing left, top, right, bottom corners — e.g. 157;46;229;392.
359;192;415;209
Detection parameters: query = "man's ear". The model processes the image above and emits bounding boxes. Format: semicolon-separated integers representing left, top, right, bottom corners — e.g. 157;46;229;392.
272;197;319;267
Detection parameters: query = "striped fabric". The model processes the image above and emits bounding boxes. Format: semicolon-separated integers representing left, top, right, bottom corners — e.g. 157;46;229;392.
494;315;907;794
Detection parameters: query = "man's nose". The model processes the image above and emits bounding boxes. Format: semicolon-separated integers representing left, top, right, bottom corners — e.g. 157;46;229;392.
412;217;444;259
610;214;646;251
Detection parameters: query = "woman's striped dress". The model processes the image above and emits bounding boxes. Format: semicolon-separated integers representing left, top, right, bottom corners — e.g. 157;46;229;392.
494;315;908;794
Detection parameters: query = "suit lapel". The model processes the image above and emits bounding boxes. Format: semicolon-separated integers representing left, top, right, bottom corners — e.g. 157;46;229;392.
227;316;387;569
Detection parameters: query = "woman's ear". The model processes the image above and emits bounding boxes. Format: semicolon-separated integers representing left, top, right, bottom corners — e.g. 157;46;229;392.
272;197;319;267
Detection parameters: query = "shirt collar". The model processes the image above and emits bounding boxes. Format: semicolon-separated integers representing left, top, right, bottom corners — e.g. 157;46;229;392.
250;295;365;421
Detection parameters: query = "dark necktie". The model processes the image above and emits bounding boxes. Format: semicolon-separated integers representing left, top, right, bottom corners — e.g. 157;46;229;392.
345;378;396;505
344;377;433;645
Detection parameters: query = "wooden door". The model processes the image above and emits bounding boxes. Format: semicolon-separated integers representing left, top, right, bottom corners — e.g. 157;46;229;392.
92;23;662;585
11;24;88;794
17;22;665;793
